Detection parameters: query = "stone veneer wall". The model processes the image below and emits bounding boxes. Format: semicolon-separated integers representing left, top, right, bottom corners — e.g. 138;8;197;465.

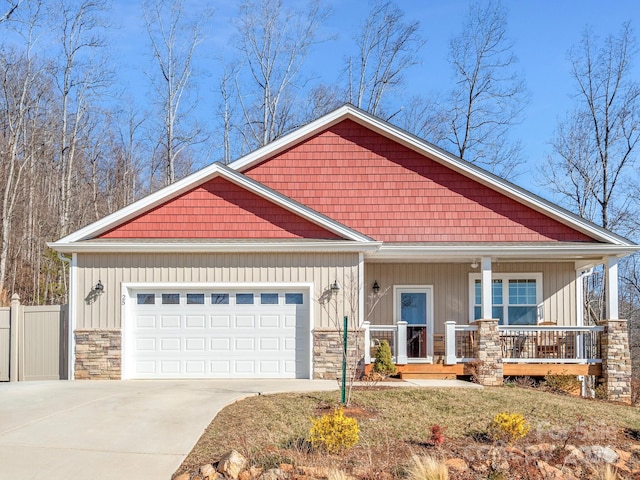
75;330;122;380
313;329;365;380
474;319;504;386
597;319;632;404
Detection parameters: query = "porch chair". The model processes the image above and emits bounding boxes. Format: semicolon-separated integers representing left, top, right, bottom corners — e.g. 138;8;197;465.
535;321;563;358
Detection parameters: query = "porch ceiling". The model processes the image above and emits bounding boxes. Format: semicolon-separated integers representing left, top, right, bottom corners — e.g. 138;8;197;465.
366;241;640;263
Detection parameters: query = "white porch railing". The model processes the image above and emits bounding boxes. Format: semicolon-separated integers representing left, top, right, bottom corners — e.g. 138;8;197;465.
362;321;408;365
364;321;604;367
446;322;477;364
497;325;604;363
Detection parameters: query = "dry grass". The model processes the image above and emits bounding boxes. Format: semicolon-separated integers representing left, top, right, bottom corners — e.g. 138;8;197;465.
176;386;640;478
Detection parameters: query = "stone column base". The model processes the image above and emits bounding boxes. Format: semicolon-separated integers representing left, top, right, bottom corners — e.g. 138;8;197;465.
313;329;365;380
75;330;122;380
597;319;632;404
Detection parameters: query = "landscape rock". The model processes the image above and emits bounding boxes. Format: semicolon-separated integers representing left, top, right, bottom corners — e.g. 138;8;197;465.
537;460;578;480
526;443;556;455
445;457;468;472
175;474;190;480
218;450;247;479
580;445;619;464
200;464;217;479
259;468;284;480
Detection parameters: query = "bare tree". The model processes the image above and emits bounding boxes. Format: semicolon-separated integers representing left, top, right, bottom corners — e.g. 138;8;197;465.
437;0;526;178
0;0;48;296
143;0;208;185
543;23;640;325
53;0;110;236
347;0;422;118
233;0;330;150
544;23;640;233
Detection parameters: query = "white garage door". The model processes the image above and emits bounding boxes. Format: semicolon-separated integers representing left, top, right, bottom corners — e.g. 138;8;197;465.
125;288;310;379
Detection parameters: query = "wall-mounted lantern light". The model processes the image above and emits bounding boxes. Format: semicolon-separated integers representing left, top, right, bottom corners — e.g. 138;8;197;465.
372;280;380;294
331;280;340;294
94;280;104;293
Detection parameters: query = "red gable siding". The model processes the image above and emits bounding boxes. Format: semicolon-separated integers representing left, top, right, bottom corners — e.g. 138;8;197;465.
244;120;593;243
100;176;341;239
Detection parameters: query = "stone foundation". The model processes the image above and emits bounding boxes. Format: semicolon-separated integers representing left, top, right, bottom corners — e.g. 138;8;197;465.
597;319;632;404
75;330;121;380
313;328;365;380
474;319;503;386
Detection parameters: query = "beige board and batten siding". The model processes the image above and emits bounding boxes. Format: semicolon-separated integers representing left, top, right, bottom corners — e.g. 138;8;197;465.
76;252;360;330
365;262;576;333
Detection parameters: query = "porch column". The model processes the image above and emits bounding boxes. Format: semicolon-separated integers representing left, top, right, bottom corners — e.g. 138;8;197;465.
474;319;503;386
481;257;492;319
605;256;619;320
396;321;408;365
362;321;371;364
597;319;631;404
444;321;457;365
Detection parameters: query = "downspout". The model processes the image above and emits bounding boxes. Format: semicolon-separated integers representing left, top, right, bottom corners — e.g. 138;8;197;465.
57;252;76;380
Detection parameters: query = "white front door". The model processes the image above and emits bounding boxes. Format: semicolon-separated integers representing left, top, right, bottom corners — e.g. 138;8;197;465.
395;286;433;362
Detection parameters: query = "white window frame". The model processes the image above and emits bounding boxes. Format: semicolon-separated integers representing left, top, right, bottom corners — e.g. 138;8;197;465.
468;273;543;325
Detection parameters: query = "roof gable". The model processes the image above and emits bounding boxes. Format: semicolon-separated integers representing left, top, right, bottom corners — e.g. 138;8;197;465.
244;119;594;243
55;163;371;244
100;176;342;240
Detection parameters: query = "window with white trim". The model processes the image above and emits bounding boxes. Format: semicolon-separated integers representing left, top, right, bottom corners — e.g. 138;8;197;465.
470;273;542;325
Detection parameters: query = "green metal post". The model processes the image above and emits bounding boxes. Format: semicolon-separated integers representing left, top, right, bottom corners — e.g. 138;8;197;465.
341;315;347;404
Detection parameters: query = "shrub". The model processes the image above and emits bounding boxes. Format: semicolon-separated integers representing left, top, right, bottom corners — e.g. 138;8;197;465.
544;373;581;395
308;408;359;454
489;412;530;443
430;424;445;446
406;455;449;480
372;339;396;377
590;464;621;480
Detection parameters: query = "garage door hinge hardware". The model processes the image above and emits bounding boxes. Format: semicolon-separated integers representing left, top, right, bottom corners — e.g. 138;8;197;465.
121;295;126;305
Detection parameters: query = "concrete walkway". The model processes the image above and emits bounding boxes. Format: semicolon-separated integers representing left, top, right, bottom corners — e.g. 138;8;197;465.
0;378;479;479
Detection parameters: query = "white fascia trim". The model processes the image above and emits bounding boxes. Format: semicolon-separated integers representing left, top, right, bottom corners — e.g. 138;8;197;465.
217;164;372;242
231;104;633;247
49;240;383;254
370;244;640;259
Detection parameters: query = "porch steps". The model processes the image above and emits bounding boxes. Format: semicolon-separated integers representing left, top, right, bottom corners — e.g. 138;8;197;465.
399;372;457;380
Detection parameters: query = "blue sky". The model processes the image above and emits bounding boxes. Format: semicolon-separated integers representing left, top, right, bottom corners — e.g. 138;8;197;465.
104;1;640;196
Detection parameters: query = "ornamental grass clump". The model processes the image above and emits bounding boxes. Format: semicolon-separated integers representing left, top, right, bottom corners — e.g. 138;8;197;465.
309;408;359;454
406;455;449;480
489;412;531;443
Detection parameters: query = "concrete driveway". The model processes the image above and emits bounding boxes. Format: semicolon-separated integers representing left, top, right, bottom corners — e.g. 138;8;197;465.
0;379;338;480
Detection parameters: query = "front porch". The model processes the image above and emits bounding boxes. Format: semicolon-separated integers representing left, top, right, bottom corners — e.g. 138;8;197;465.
363;321;611;383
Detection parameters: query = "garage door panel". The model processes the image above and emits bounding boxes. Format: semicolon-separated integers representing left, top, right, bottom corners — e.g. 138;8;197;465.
128;288;310;379
211;338;230;350
160;338;181;351
211;315;230;328
235;315;255;328
186;316;205;328
136;338;156;351
235;338;255;350
186;337;206;351
136;316;156;328
210;360;230;373
160;316;181;328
